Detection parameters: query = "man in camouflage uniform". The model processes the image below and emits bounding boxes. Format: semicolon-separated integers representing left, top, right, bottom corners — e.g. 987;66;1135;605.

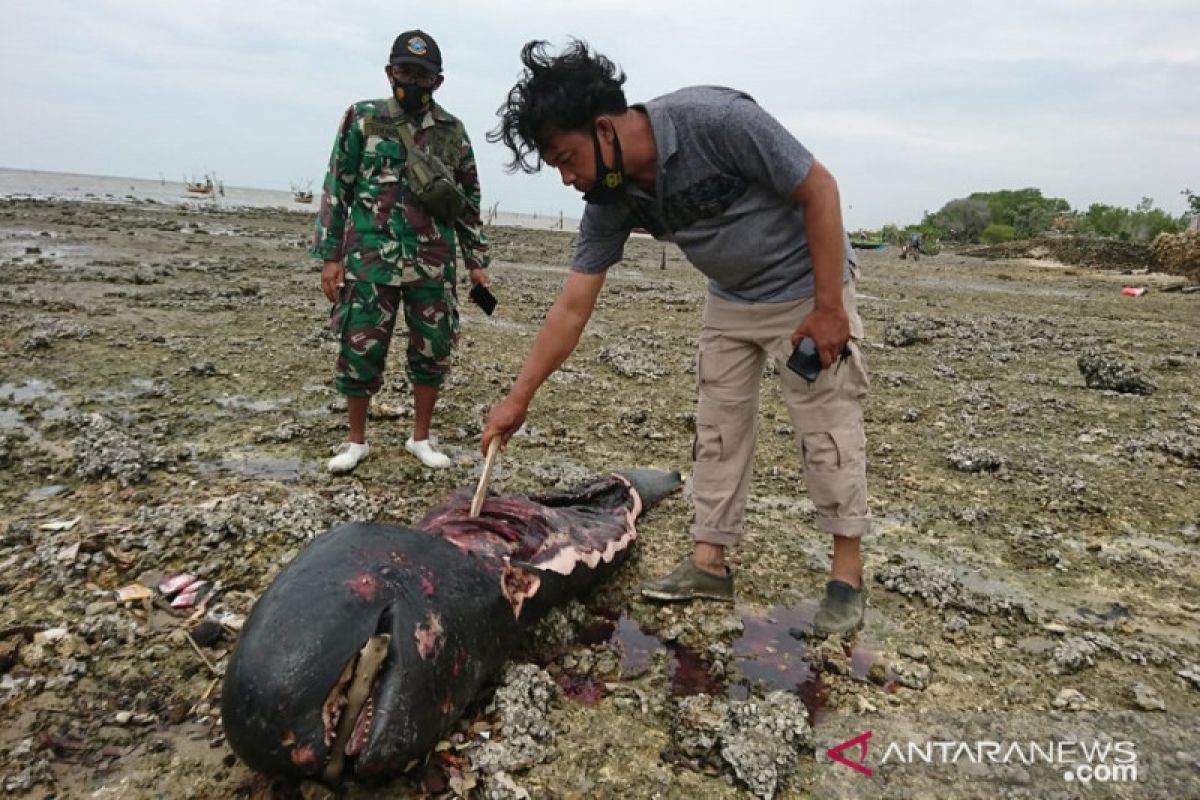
311;29;490;472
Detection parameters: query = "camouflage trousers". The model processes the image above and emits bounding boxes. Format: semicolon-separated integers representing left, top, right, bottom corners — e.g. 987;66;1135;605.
330;278;459;397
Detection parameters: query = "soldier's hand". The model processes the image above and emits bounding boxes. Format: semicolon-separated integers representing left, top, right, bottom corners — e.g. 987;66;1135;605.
321;261;344;303
482;395;527;455
468;267;489;288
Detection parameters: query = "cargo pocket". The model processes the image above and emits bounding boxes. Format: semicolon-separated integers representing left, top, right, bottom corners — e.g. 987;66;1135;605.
693;422;724;462
801;431;840;473
700;344;734;385
692;391;730;463
801;428;864;473
696;338;744;404
801;427;869;529
328;281;357;338
839;339;871;398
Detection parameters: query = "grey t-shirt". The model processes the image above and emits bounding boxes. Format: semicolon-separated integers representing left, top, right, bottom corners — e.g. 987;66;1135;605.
571;85;854;303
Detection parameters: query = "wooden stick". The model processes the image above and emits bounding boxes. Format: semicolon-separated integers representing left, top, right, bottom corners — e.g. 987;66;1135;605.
185;632;219;677
470;438;501;517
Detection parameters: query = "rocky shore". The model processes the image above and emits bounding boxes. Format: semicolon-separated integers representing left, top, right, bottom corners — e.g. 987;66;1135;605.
1;198;1197;798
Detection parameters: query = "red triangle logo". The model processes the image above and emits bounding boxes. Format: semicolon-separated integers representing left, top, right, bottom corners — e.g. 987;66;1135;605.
827;730;873;776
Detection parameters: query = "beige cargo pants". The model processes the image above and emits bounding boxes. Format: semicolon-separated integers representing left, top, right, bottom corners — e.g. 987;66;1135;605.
690;279;871;545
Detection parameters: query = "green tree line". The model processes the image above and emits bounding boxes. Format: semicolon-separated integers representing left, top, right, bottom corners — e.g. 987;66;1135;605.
862;188;1195;247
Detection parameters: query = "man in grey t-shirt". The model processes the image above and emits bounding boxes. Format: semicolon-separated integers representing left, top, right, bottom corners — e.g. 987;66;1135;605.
482;40;872;635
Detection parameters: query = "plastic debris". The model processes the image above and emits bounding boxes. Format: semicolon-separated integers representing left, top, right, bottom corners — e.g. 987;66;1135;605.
1121;286;1147;297
171;580;211;609
40;517;82;531
114;583;153;603
212;611;246;631
158;573;197;596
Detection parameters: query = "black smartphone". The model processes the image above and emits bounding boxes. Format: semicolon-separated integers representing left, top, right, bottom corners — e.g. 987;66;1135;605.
469;283;497;316
786;337;822;383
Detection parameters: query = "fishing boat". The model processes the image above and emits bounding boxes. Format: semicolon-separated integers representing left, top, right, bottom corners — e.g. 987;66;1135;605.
184;172;218;196
850;240;888;250
291;179;314;204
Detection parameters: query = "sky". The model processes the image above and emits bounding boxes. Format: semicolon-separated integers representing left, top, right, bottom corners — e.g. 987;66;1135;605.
1;0;1197;229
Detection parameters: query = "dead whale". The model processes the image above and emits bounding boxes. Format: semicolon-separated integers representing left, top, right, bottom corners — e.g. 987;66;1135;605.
220;469;682;781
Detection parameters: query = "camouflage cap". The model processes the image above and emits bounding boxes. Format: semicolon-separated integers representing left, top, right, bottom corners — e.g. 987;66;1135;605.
390;30;442;73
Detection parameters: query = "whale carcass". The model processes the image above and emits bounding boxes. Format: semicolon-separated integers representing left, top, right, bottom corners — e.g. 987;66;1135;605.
220;469;682;780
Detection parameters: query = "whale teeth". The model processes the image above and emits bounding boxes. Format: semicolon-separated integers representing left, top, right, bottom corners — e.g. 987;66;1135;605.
346;695;375;756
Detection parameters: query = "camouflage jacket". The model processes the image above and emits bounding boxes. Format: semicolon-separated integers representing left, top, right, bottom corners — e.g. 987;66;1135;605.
310;97;489;286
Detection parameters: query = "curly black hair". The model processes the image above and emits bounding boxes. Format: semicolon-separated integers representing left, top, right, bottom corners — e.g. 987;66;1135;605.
489;39;628;174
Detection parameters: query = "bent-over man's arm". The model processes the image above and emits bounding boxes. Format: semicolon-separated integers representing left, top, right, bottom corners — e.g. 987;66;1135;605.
712;95;852;366
481;270;607;452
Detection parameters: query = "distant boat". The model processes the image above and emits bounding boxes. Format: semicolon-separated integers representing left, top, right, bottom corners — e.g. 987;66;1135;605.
184;173;217;195
291;178;314;204
850;240;888;250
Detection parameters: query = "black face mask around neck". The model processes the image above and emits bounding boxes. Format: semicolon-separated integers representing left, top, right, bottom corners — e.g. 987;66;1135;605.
582;125;626;205
392;80;434;115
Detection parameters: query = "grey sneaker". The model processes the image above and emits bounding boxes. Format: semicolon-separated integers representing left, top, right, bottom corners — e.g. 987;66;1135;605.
641;558;734;603
812;579;866;635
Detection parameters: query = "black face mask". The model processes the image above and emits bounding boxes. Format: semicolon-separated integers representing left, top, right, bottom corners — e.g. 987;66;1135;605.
582;125;626;205
392;80;434;115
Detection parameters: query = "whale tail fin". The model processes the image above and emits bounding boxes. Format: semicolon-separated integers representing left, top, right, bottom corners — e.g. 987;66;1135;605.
616;469;684;511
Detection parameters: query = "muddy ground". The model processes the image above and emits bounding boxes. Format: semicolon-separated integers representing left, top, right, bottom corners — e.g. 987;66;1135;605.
1;198;1198;799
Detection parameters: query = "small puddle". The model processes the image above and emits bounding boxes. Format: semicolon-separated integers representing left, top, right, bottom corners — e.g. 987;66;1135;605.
42;404;72;422
1121;536;1192;557
213;395;291;413
1075;602;1132;625
26;485;70;501
0;380;73;427
197;456;310;481
0;379;62;403
567;605;885;722
94;378;171;402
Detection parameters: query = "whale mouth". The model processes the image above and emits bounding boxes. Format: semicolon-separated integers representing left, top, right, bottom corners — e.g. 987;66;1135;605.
319;632;391;781
322;665;377;756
